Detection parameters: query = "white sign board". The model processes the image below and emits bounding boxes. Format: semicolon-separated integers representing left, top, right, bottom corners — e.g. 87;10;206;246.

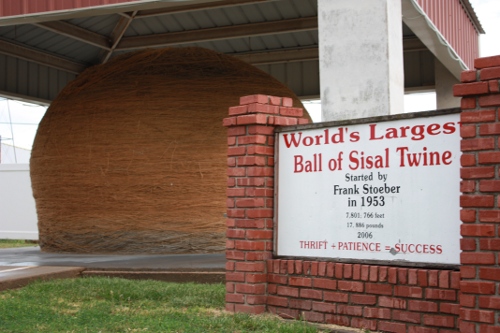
276;112;460;265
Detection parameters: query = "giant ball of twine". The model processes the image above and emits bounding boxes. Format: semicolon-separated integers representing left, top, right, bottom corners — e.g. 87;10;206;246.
30;47;308;254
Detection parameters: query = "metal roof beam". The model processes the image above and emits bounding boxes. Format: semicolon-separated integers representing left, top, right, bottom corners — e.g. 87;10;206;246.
34;21;111;50
31;20;424;58
99;11;138;63
403;37;427;52
234;47;318;65
0;90;51;106
235;39;427;65
135;0;273;18
0;39;87;74
116;16;318;50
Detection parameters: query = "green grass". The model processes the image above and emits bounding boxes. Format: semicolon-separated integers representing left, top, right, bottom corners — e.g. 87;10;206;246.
0;278;325;333
0;239;37;249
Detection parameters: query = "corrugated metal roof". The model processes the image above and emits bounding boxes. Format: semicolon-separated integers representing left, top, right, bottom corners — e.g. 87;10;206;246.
0;0;322;101
0;0;481;104
68;15;121;36
0;53;76;101
0;24;102;63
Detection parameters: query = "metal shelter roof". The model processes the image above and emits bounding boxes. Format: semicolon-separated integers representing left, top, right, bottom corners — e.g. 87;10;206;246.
0;0;483;104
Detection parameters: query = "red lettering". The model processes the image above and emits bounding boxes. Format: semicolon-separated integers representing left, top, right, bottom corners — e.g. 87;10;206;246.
443;122;456;134
368;122;458;141
427;123;441;135
294;155;303;173
283;128;346;148
349;149;389;170
369;124;384;140
349;131;360;142
386;127;398;139
442;151;452;165
283;133;302;148
331;128;345;144
303;136;313;146
397;147;454;167
394;243;443;254
400;126;410;138
336;242;381;252
300;240;328;249
410;125;425;140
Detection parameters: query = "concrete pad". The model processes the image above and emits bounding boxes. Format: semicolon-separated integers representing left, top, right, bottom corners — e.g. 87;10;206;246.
0;247;226;290
0;247;225;271
0;266;84;291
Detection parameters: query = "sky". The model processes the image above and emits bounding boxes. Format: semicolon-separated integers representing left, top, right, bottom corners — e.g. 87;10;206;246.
469;0;500;58
1;0;499;152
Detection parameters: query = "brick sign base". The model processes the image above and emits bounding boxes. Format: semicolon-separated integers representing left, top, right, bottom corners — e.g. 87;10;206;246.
223;54;500;333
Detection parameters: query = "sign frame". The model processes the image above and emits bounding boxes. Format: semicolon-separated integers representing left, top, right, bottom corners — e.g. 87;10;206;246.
274;109;462;269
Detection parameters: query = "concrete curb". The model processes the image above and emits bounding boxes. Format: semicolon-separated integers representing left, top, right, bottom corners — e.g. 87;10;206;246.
0;266;84;291
0;266;226;292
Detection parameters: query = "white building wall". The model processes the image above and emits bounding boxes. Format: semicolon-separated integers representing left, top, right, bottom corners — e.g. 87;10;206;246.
0;164;38;240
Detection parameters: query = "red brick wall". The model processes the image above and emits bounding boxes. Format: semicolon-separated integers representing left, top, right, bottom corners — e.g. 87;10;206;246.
223;95;307;314
223;95;461;332
225;53;500;332
454;55;500;333
266;260;459;332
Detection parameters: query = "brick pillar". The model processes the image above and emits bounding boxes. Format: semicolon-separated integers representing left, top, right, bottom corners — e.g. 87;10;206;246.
454;55;500;333
223;94;308;314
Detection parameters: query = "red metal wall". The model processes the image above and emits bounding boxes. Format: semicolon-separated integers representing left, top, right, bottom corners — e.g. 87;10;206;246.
417;0;480;70
0;0;139;17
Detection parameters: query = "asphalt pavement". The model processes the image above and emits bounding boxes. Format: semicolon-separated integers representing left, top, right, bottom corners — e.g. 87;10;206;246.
0;247;226;290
